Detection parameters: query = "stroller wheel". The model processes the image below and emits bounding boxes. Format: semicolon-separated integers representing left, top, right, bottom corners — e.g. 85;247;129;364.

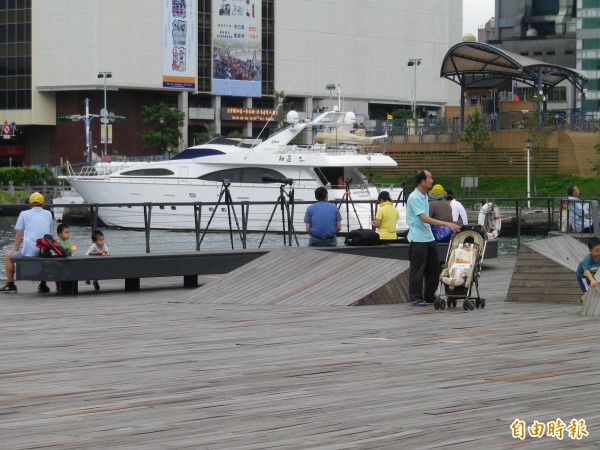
440;299;446;310
463;300;469;310
468;300;475;310
446;299;452;308
434;299;440;310
475;299;481;308
480;298;486;309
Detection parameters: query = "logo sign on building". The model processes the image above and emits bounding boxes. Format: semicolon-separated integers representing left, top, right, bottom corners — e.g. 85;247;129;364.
163;0;197;89
212;0;262;97
221;107;277;121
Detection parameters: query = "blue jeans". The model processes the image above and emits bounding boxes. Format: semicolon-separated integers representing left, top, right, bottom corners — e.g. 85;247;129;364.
309;236;337;247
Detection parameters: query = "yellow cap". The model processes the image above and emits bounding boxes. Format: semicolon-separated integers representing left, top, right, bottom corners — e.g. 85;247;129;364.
29;192;44;205
431;184;445;195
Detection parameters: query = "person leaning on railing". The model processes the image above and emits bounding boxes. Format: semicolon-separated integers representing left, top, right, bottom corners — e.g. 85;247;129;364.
567;185;593;233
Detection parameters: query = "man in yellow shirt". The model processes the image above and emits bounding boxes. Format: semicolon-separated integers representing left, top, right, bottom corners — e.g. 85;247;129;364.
371;191;399;241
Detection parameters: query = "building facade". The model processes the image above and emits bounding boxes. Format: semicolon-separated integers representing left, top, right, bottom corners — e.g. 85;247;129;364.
578;0;600;110
0;0;462;167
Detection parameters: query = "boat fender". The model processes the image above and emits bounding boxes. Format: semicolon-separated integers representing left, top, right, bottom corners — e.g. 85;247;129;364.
478;202;501;239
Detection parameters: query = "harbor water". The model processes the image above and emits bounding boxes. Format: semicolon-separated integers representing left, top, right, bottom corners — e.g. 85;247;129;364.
0;216;545;279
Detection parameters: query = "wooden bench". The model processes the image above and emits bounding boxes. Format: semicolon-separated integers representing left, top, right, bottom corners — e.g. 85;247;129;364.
15;249;268;295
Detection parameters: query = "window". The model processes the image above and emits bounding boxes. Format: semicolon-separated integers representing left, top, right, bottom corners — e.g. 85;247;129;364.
199;167;286;183
583;39;600;50
582;59;600;70
582;18;600;29
0;1;31;110
120;168;175;176
583;0;600;8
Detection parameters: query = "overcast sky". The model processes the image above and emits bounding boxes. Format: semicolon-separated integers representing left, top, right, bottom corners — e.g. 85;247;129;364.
463;0;495;36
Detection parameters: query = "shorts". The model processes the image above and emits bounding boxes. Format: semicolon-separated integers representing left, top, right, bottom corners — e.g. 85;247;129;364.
578;277;591;293
9;250;22;262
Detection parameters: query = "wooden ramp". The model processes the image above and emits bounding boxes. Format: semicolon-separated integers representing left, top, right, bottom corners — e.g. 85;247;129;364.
506;235;587;303
185;247;410;306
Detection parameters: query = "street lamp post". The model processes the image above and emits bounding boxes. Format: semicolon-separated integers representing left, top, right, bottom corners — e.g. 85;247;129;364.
407;58;422;119
97;71;112;157
524;138;532;209
159;117;165;155
326;84;336;110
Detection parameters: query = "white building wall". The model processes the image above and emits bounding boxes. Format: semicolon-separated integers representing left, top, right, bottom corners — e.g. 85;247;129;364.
274;0;463;109
34;0;163;91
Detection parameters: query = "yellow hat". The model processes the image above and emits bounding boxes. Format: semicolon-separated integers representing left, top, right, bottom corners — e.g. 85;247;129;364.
431;184;445;195
29;192;44;205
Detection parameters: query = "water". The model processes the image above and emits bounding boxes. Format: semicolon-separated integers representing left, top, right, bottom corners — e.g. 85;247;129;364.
0;216;545;279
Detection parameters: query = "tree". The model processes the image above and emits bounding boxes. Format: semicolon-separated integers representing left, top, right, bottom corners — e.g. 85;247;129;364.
459;109;493;177
593;135;600;176
274;90;295;129
522;97;554;195
140;102;185;155
194;124;218;145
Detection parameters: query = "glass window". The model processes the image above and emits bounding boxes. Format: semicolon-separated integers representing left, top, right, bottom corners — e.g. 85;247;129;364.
583;0;600;8
199;167;286;183
120;168;175;176
583;39;600;50
582;59;600;70
582;18;600;29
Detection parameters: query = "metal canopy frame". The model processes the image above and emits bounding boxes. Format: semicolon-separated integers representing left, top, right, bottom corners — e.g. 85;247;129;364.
440;42;589;127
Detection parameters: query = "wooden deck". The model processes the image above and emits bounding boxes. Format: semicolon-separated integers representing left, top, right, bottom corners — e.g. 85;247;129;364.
2;255;599;449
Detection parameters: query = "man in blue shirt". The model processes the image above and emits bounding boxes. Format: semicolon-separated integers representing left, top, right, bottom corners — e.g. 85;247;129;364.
1;192;53;294
407;170;461;306
304;186;342;246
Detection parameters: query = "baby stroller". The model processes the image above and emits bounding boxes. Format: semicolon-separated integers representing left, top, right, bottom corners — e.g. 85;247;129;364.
433;225;487;311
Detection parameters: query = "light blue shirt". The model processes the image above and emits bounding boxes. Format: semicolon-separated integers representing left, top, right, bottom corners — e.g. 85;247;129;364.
15;207;53;257
407;188;434;242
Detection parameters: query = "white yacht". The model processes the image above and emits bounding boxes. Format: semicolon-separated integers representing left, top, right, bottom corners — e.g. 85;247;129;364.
64;110;407;233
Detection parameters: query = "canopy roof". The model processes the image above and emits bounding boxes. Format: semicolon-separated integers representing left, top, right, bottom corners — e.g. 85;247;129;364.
441;42;588;92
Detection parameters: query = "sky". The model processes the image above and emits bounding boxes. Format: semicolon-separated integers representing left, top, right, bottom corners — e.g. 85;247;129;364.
463;0;495;37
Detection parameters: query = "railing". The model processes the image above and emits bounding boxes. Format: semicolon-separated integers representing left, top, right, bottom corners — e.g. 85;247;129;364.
368;111;600;144
2;195;597;253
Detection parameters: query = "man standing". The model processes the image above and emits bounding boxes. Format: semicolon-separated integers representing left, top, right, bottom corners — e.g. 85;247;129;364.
1;192;53;293
304;186;342;247
406;170;461;306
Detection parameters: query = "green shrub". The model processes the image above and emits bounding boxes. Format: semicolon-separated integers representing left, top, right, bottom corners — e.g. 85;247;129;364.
0;167;58;186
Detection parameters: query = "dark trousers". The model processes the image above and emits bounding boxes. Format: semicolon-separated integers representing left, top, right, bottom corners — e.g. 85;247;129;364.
408;240;440;303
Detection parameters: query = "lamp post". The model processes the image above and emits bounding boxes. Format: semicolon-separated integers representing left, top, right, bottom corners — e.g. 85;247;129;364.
159;117;165;155
326;84;336;110
407;58;422;119
97;71;112;157
524;138;531;209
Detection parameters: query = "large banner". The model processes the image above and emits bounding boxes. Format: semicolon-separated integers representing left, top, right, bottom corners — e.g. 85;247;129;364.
212;0;262;97
163;0;197;89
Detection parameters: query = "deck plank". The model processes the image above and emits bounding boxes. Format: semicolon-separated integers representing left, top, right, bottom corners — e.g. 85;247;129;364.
2;255;599;449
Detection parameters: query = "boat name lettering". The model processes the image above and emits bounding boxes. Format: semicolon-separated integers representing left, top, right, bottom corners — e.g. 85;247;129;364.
287;155;292;162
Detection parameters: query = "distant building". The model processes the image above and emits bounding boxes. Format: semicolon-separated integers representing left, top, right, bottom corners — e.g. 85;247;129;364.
483;0;584;113
0;0;462;167
577;0;600;111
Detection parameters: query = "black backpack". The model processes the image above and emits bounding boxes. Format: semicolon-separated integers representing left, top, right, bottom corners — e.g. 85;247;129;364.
36;234;68;257
344;229;381;246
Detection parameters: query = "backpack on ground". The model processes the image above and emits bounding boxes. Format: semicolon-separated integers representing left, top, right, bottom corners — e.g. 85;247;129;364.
36;234;68;257
344;229;381;246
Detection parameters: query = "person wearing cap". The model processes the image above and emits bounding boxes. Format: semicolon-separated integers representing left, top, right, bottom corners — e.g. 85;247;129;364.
406;170;461;307
371;191;399;241
428;183;453;222
445;189;468;226
1;192;53;294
